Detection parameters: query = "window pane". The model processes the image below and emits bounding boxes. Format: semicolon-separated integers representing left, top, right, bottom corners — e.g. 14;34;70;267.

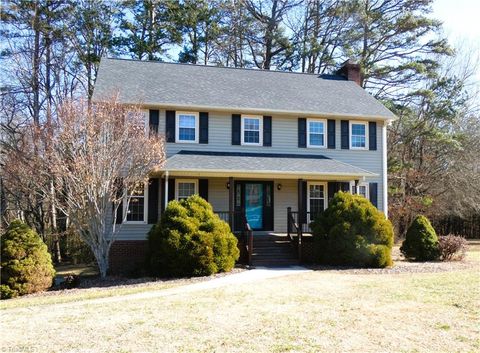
309;184;324;198
126;185;144;222
244;118;259;131
309;134;324;146
178;182;196;200
309;121;324;134
244;130;259;143
352;124;365;136
179;115;196;128
178;115;196;141
359;185;367;198
352;135;365;148
309;199;325;217
179;127;195;141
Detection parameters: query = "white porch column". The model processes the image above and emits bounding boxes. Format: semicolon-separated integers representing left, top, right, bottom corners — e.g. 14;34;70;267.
382;122;388;218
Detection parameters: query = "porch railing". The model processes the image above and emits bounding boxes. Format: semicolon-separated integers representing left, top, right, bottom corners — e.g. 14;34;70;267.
287;208;322;262
215;210;253;266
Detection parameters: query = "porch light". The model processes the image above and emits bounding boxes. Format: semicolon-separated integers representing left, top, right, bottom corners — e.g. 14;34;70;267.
226;182;230;189
277;183;282;191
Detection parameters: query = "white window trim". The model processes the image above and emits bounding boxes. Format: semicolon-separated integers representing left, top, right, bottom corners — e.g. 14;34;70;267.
350;181;369;199
349;121;369;150
307;182;328;220
241;115;263;146
123;183;148;224
307;118;327;148
175;179;198;201
176;111;199;143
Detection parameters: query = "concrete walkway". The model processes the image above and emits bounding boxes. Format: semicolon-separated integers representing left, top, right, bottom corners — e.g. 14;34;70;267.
62;266;311;308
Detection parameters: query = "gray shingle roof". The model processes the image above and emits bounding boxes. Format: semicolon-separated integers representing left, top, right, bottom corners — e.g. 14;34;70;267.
164;151;377;177
93;58;395;120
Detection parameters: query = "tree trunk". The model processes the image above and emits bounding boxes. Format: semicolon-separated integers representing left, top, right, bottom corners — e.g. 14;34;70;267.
32;2;41;126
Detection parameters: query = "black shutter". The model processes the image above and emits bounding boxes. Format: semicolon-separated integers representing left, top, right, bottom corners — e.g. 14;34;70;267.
147;178;159;224
298;180;307;223
168;178;175;202
232;114;241;145
340;182;350;192
341;120;349;149
328;182;339;204
199;112;209;144
327;119;336;149
369;182;378;208
149;110;159;135
263;116;272;147
199;179;208;201
298;118;306;148
114;178;123;224
166;110;176;142
160;178;166;213
369;121;377;150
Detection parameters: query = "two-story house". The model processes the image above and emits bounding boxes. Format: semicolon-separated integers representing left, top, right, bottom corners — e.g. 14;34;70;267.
93;58;395;271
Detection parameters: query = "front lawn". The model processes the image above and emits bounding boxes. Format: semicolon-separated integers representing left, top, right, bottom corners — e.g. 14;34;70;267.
1;243;479;353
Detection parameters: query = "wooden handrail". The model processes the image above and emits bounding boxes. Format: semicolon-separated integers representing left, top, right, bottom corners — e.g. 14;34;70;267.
287;207;302;261
215;210;253;266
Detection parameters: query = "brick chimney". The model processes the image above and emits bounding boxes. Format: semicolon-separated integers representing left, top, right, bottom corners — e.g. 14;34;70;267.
336;59;362;86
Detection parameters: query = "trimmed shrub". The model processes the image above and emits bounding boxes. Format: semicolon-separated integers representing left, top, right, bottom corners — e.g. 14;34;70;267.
438;235;467;261
147;195;240;277
401;215;440;261
311;191;394;268
1;220;55;299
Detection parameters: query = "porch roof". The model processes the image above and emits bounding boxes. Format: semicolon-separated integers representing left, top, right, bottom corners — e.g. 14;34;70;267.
163;151;377;180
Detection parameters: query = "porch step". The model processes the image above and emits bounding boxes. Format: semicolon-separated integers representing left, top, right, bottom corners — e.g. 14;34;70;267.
251;235;298;267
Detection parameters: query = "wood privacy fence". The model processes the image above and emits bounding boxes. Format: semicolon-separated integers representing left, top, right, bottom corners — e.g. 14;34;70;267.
432;214;480;239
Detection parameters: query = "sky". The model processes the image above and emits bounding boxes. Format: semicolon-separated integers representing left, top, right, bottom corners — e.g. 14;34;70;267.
433;0;480;81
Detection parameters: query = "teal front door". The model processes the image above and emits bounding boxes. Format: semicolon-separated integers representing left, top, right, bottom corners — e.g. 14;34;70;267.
245;183;264;229
234;181;274;231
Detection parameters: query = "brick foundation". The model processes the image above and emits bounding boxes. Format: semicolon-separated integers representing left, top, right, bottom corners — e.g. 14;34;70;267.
109;240;148;276
300;236;316;264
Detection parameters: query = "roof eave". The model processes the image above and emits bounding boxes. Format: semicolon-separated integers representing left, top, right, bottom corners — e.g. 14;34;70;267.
161;168;378;179
93;96;396;121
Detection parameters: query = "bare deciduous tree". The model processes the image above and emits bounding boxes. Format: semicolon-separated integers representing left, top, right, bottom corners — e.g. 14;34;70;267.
5;97;165;277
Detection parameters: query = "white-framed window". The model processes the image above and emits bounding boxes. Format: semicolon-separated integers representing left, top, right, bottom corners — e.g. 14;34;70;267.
307;118;327;148
175;179;198;201
124;184;148;223
350;181;369;199
176;111;199;143
241;115;263;145
307;182;327;221
350;121;368;149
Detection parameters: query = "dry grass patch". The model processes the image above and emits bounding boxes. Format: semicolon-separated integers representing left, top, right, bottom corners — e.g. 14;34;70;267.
1;243;479;353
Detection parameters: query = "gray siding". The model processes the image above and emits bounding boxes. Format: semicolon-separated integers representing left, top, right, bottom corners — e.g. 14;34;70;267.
115;109;386;240
160;109;384;210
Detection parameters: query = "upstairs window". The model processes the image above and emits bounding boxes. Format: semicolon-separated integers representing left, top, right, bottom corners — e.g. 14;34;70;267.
241;115;263;145
307;119;326;148
125;185;147;223
176;112;199;143
176;179;198;201
350;121;368;149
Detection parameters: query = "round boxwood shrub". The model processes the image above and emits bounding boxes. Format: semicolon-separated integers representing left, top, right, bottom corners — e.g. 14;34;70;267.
1;220;55;299
311;191;394;268
400;215;440;261
147;195;240;277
